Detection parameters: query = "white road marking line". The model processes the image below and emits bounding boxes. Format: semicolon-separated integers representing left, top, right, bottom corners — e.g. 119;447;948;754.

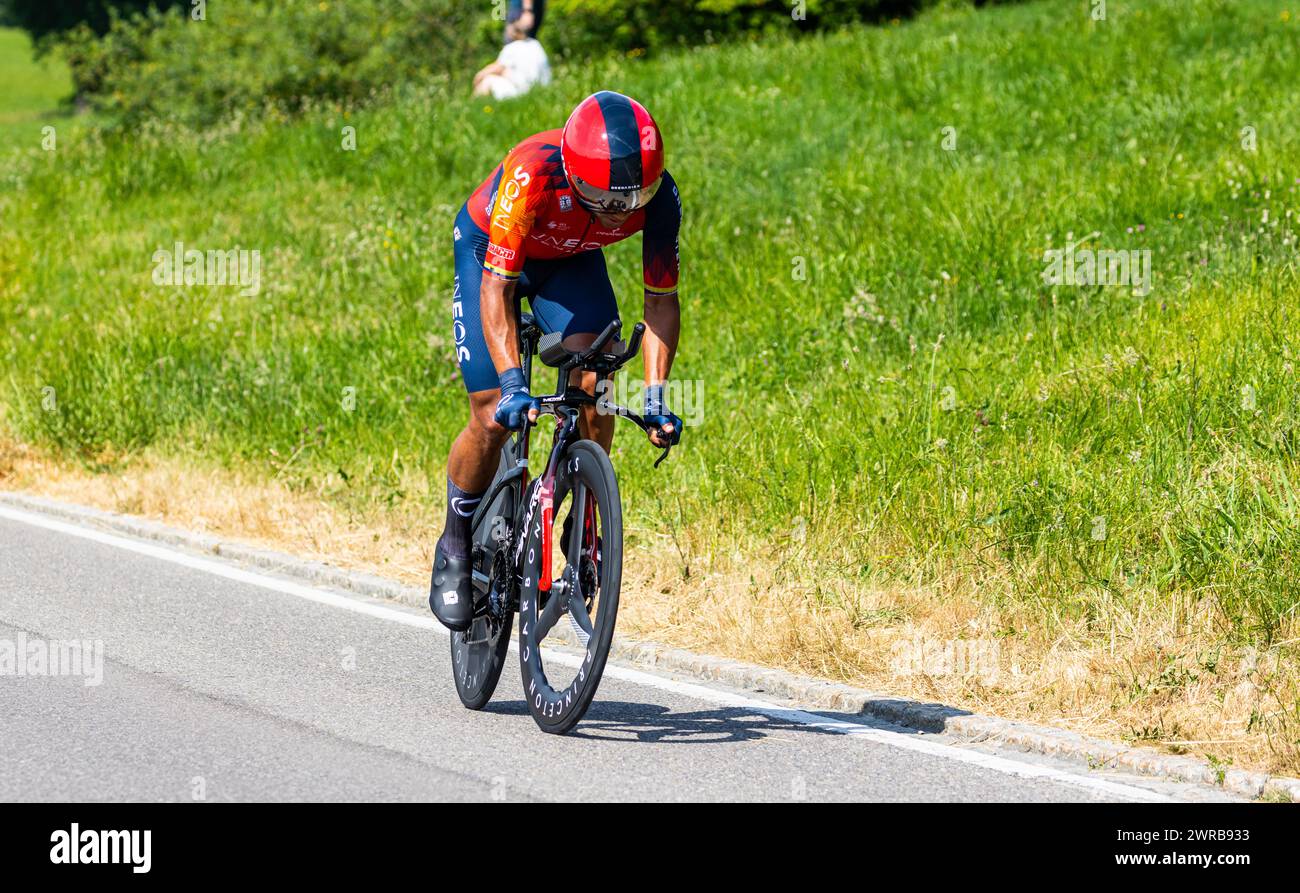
0;506;444;629
0;504;1173;802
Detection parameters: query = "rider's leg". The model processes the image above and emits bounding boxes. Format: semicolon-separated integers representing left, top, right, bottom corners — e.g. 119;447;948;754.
441;389;508;559
447;390;509;494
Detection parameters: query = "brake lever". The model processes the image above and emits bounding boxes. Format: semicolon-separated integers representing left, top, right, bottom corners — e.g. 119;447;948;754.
624;409;676;468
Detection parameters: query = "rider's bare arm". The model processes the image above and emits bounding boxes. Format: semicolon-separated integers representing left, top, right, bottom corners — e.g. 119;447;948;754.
642;292;678;389
481;274;522;382
642;292;679;446
639;170;681;448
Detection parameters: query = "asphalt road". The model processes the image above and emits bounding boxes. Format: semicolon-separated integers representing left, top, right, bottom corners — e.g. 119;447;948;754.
0;509;1238;803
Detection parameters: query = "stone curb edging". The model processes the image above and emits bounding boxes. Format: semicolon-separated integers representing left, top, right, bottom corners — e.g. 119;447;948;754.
3;489;1297;801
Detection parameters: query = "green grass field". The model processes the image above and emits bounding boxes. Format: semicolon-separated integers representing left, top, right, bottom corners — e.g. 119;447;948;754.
2;2;1299;768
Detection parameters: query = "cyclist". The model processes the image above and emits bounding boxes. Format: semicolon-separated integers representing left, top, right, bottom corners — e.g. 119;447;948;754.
431;91;684;631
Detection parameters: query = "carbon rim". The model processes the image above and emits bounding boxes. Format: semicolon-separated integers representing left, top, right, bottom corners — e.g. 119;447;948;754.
518;441;621;733
449;453;517;710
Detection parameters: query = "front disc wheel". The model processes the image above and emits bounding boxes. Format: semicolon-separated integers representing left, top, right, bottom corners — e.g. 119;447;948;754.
518;439;622;734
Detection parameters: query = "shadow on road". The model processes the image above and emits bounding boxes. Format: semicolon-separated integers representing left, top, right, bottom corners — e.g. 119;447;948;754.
481;699;935;744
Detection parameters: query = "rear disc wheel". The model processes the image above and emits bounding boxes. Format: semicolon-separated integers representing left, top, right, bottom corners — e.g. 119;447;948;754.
450;448;517;710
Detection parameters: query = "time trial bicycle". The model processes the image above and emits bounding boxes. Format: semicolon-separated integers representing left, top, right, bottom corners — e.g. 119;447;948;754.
449;312;672;734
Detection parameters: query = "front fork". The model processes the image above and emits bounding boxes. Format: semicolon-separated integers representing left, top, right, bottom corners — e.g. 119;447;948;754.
531;405;582;596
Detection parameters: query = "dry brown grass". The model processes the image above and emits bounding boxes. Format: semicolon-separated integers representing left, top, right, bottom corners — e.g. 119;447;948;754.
2;436;1296;777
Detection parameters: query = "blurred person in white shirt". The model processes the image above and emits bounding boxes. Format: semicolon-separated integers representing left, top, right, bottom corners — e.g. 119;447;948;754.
473;21;552;101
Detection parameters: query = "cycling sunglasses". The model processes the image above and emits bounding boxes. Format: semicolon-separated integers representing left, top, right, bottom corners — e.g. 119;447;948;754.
569;174;662;215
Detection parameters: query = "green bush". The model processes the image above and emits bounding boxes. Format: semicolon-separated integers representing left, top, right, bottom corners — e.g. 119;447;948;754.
59;0;497;129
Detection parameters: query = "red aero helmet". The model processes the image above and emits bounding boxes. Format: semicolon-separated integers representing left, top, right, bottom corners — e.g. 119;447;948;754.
561;91;665;214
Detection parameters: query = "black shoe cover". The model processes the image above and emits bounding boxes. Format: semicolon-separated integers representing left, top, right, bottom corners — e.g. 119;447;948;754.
430;542;474;632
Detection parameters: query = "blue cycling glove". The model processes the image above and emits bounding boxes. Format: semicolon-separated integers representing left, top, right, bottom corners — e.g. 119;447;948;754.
494;367;540;430
643;383;683;446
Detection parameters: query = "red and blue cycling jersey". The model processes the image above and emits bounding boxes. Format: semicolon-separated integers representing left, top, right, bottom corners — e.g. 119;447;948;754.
465;128;681;296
